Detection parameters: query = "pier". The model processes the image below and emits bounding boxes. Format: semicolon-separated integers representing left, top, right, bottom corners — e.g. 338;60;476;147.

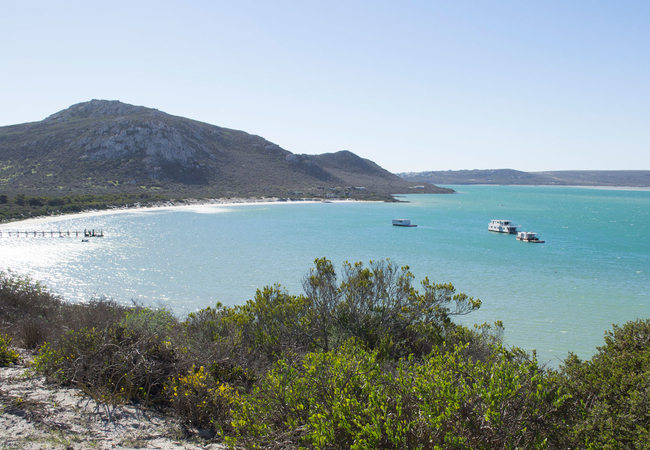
0;229;104;238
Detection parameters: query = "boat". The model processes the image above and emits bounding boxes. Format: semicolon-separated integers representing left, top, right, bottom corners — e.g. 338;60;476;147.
516;231;545;243
488;219;518;234
392;219;417;227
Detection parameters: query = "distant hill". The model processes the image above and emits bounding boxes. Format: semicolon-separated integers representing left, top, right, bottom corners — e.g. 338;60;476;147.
0;100;452;200
399;169;650;187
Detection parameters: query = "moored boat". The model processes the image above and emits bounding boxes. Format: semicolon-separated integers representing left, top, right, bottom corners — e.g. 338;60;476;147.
392;219;417;227
488;220;518;234
516;231;545;243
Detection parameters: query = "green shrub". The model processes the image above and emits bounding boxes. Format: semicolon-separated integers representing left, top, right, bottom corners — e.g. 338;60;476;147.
0;334;19;366
28;197;44;206
186;258;487;381
230;284;312;362
120;306;177;338
302;258;482;359
232;341;569;449
560;319;650;449
165;365;240;434
46;197;65;206
183;286;313;377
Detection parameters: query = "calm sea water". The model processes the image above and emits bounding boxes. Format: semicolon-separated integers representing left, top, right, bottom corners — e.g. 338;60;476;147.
1;186;648;365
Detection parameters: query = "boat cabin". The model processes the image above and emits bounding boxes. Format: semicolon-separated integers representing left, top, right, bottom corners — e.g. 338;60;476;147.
516;231;545;243
392;219;417;227
488;219;519;234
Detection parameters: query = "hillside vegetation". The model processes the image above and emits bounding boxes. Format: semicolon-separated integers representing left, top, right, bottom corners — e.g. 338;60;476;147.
0;100;451;203
2;262;650;449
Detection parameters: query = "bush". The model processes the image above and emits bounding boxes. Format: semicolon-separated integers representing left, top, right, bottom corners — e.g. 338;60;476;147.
14;194;25;206
60;296;130;333
47;197;66;206
302;258;482;359
185;258;487;380
0;334;19;366
560;319;650;449
35;325;179;405
120;305;177;338
0;270;63;347
28;197;44;206
229;284;312;363
232;340;570;449
165;365;240;434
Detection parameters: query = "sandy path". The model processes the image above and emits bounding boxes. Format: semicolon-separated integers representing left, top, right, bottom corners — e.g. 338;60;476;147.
0;356;226;450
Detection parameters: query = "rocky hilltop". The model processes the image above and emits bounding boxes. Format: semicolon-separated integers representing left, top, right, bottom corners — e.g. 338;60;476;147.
0;100;451;199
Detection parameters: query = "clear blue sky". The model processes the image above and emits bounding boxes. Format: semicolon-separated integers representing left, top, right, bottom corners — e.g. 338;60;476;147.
2;1;648;172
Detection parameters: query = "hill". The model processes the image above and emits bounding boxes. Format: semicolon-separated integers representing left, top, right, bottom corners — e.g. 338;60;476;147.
0;100;451;200
399;169;650;187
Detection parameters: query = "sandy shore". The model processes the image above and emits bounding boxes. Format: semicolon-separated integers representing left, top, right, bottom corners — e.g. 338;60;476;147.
0;196;362;230
0;353;226;450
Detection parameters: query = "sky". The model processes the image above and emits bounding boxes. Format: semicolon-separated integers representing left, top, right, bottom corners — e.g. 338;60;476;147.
1;1;649;173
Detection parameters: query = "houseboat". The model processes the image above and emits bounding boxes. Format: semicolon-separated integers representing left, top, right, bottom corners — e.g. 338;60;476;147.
516;231;545;243
392;219;417;227
488;220;518;234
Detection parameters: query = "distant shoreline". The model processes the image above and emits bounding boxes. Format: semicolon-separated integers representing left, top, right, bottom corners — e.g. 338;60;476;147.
563;185;650;191
441;184;650;192
399;169;650;189
0;197;366;229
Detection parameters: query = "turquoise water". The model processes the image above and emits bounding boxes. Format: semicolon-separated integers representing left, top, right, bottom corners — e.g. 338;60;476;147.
1;186;648;365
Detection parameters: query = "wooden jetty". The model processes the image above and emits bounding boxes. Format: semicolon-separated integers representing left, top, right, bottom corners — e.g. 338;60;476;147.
0;229;104;238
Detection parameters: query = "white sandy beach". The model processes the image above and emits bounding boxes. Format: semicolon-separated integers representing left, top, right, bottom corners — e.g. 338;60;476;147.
0;197;363;230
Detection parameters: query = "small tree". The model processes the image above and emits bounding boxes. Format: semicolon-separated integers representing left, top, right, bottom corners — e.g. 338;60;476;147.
302;257;339;351
303;258;482;359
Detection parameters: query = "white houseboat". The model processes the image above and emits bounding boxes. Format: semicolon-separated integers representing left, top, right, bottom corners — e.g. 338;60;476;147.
392;219;417;227
516;231;545;243
488;220;518;234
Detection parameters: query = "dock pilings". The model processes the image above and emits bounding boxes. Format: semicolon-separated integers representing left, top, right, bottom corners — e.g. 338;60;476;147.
0;229;104;238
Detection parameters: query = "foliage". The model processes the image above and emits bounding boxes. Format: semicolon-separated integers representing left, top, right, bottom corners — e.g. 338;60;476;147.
120;305;177;338
35;324;179;405
165;365;240;434
4;261;647;446
560;319;650;449
227;285;313;363
302;257;482;359
0;270;63;348
232;340;570;449
0;192;173;222
0;333;20;366
183;258;486;376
